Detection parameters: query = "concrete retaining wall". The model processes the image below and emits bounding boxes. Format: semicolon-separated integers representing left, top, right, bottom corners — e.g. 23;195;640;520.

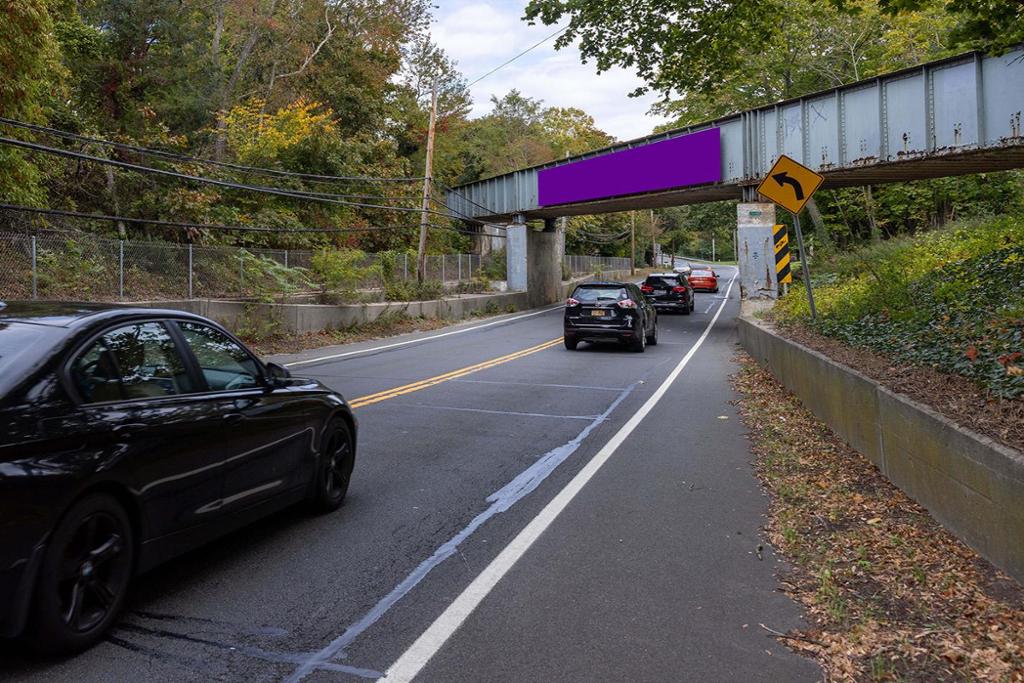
140;272;637;335
738;315;1024;583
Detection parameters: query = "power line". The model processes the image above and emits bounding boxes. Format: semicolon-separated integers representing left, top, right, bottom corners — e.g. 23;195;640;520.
0;117;423;184
0;203;497;238
466;24;571;88
0;136;464;221
428;194;507;231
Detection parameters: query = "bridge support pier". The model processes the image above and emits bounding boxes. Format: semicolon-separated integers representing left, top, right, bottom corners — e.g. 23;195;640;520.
737;202;778;299
505;215;563;306
527;219;562;307
506;214;527;291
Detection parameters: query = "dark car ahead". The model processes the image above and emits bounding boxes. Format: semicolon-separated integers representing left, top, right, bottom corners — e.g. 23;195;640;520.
640;273;695;314
0;302;357;655
563;282;657;352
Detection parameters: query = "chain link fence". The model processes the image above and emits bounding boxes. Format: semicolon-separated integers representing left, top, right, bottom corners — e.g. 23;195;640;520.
0;231;494;302
0;228;632;302
562;254;632;276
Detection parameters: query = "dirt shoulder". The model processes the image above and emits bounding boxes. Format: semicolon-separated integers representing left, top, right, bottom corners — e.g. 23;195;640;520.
770;319;1024;453
241;313;454;356
732;352;1024;681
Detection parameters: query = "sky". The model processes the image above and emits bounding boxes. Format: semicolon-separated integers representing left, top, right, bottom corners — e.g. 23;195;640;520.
431;0;673;142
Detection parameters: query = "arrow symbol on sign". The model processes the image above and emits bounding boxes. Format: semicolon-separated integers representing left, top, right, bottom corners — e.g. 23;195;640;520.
772;171;804;200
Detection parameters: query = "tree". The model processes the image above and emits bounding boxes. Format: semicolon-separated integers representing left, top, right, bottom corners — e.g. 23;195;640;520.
0;0;66;204
523;0;1020;98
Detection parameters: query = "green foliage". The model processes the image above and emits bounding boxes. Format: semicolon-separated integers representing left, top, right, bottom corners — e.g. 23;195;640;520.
525;0;1008;99
479;249;508;280
311;248;373;298
382;279;444;302
35;238;110;298
774;216;1024;397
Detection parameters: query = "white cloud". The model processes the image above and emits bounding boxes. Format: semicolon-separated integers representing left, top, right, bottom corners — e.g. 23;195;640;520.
432;1;671;141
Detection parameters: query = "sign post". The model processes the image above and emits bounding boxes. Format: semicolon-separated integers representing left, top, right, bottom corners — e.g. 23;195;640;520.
757;155;823;318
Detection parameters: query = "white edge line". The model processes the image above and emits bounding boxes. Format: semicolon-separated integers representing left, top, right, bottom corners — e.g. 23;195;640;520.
282;305;562;368
383;271;739;682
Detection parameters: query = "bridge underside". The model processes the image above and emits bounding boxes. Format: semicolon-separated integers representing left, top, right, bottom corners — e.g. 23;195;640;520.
520;144;1024;221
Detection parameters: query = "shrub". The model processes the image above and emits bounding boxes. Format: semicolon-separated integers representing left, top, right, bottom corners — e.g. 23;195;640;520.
774;216;1024;397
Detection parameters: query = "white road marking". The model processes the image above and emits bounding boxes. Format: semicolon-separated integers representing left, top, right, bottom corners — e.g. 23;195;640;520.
283;305;563;368
383;271;738;682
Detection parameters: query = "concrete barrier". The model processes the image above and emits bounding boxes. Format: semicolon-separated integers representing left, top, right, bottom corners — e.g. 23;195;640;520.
138;272;641;335
738;315;1024;583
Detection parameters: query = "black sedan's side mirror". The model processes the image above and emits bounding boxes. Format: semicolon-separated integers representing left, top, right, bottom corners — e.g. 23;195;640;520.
265;362;292;386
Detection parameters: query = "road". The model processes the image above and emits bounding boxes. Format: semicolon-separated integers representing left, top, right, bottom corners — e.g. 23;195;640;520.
3;267;819;682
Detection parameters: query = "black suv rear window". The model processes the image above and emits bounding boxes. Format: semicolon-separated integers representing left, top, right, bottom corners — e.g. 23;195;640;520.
573;286;628;302
644;276;679;287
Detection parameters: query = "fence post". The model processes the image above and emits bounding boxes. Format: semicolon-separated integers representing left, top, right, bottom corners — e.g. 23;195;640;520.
441;255;445;283
188;243;194;299
403;253;408;281
31;236;38;299
239;253;244;293
119;240;124;300
468;254;473;280
284;249;288;268
458;254;462;282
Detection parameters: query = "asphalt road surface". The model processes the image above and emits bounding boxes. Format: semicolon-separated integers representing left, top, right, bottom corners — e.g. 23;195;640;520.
3;267;820;682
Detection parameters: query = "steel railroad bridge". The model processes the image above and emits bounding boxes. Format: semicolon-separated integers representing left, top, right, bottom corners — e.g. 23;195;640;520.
446;47;1024;223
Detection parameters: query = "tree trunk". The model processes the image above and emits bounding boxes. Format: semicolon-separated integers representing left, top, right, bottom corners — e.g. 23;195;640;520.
804;197;831;251
864;186;881;242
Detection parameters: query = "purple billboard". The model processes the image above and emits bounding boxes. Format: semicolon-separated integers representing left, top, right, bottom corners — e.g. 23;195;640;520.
537;127;721;206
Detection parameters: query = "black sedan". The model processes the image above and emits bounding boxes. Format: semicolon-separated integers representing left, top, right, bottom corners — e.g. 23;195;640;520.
563;282;657;352
640;273;695;314
0;302;357;654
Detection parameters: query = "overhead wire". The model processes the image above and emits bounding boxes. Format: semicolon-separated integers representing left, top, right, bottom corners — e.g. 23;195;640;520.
0;117;423;184
465;24;571;88
0;136;465;221
0;203;498;238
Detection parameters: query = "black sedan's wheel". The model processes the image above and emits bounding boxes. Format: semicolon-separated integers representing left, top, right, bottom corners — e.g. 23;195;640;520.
25;493;134;655
310;419;355;513
683;298;692;315
564;335;578;350
646;320;658;346
632;325;647;352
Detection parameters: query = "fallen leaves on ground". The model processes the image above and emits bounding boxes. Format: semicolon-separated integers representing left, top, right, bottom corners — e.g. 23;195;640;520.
731;352;1024;682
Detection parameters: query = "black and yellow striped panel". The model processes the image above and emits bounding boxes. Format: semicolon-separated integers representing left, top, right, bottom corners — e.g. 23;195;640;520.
774;224;792;284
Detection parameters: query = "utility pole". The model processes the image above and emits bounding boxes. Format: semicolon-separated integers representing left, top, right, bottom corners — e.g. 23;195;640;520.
650;209;656;267
630;210;636;275
416;79;438;283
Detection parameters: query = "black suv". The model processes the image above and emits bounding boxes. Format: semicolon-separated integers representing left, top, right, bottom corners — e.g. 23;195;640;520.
563;282;657;352
640;273;695;314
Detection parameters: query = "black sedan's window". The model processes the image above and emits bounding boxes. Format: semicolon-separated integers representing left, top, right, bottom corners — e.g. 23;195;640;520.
645;277;679;288
178;322;261;391
573;287;628;302
72;322;193;402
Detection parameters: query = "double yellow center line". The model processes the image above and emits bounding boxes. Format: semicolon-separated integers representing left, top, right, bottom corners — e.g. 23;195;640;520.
349;337;563;409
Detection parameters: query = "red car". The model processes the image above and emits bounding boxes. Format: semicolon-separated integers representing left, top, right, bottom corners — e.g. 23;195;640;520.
688;268;719;293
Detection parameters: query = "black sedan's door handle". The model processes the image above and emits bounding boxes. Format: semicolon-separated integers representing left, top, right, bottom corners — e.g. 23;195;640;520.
223;412;244;424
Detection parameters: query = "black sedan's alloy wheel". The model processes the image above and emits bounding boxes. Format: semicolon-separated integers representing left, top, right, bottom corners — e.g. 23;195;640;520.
311;419;355;513
26;494;134;655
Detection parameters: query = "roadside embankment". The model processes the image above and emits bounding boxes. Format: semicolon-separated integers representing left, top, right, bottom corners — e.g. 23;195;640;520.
738;314;1024;585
